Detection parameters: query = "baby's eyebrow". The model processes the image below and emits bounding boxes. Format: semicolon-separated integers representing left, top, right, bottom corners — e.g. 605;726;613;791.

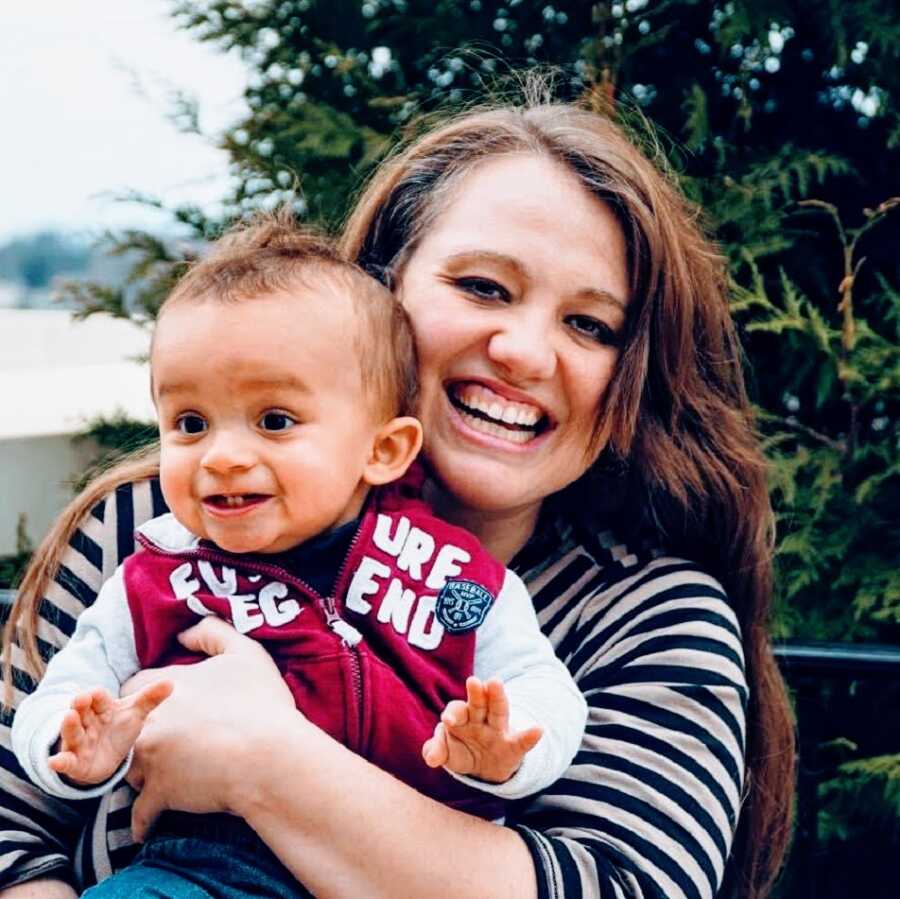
154;381;193;399
239;376;311;393
155;376;310;398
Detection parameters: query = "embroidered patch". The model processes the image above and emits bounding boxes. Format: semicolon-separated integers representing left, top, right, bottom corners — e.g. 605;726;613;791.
435;579;494;633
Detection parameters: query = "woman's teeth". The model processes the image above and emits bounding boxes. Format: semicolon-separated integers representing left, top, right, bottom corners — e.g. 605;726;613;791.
457;410;535;443
449;384;545;444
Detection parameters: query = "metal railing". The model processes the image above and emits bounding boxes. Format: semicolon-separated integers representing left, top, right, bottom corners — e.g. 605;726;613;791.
773;642;900;899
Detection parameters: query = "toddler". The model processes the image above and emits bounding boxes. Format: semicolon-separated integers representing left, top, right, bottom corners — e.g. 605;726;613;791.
12;218;587;897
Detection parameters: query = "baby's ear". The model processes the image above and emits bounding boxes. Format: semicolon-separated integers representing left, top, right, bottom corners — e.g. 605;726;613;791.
363;416;423;486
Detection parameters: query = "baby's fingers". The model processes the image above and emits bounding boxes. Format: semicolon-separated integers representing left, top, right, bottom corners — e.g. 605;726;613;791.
58;708;86;750
484;678;510;731
464;676;488;725
441;699;470;729
513;725;544;755
70;691;95;714
48;750;80;776
422;722;450;769
88;687;117;716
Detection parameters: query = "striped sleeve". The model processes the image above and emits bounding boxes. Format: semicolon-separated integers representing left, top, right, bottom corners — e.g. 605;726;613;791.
511;549;747;899
0;479;166;889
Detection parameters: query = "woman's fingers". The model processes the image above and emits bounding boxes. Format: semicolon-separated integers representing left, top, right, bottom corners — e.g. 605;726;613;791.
130;783;167;844
120;632;298;828
125;754;145;791
177;615;265;658
126;680;174;717
121;667;165;697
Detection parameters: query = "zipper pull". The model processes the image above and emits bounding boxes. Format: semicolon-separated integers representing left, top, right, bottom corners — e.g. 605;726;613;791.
330;618;363;646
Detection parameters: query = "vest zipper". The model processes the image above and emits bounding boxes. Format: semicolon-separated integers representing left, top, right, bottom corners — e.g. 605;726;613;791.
138;531;369;750
326;524;367;745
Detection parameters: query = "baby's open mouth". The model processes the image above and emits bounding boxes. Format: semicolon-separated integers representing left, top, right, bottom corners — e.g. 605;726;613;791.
204;494;269;509
447;383;549;445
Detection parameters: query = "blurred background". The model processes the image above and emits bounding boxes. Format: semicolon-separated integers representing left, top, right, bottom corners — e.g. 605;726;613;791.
1;2;898;896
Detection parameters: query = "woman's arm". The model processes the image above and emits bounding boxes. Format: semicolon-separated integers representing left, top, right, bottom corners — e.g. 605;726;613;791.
247;724;538;899
128;559;748;899
126;617;538;899
0;878;77;898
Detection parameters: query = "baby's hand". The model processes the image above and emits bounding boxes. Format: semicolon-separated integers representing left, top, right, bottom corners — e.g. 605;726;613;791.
48;681;173;786
422;676;543;784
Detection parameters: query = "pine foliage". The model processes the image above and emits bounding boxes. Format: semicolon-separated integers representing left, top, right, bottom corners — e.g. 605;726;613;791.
820;753;900;842
733;201;900;639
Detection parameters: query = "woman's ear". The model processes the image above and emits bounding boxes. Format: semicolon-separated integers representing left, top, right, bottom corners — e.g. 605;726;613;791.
363;416;424;486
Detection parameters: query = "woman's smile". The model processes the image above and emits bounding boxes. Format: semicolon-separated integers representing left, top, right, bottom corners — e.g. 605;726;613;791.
398;153;630;524
445;381;551;447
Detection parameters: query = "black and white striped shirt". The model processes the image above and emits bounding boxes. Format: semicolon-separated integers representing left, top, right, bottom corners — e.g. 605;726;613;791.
0;479;745;898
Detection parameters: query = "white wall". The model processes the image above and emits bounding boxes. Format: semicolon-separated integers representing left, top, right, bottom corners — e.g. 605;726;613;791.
0;434;101;555
0;309;155;556
0;309;154;441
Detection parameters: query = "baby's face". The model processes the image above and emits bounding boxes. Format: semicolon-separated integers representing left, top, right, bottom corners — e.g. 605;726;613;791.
152;290;380;554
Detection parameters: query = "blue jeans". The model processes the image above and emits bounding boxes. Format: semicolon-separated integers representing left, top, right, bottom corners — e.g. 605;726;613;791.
82;813;311;899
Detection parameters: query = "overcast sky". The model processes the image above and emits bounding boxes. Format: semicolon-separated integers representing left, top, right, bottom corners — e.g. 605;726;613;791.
0;0;249;241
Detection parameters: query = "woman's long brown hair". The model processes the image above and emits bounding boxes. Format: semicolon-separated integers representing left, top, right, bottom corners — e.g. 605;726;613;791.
4;79;794;898
340;90;795;897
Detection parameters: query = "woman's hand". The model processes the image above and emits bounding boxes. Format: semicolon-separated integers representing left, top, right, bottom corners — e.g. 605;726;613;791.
121;616;298;841
122;618;536;899
0;879;78;898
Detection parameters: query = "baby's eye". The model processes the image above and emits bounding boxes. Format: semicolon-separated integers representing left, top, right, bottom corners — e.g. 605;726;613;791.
175;413;207;435
455;277;510;302
566;315;621;347
259;411;297;432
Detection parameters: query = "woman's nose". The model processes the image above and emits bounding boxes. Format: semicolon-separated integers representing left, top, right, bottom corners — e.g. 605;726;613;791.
201;430;256;474
486;309;557;382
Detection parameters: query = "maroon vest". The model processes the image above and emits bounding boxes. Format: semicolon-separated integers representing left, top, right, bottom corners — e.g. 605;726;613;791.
124;476;508;817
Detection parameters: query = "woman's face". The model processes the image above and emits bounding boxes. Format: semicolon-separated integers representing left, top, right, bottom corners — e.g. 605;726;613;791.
397;153;630;522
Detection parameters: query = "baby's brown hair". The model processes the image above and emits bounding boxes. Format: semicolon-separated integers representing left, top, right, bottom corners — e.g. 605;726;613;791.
159;208;417;420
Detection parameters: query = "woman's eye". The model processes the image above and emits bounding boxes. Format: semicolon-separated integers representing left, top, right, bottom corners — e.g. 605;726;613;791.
176;414;207;435
566;315;621;346
259;411;297;432
455;277;510;302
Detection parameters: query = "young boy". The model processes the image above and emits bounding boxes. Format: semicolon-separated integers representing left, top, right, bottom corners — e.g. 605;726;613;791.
12;221;587;896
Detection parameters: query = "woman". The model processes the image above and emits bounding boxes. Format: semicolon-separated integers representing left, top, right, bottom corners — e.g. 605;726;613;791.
1;91;794;899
